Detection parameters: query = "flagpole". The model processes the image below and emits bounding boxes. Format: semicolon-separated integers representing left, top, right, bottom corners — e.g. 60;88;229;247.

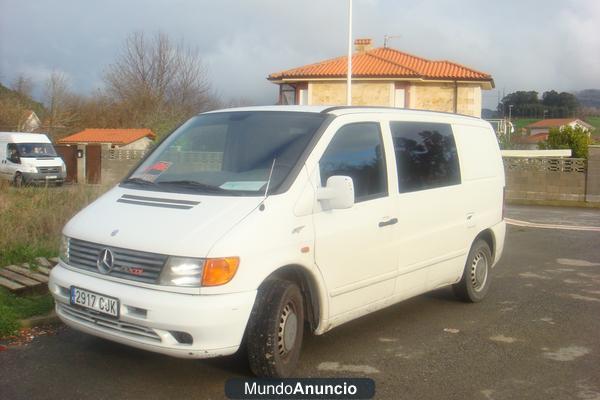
346;0;352;106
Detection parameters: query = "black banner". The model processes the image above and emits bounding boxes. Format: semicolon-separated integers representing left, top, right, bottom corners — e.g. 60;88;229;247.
225;378;375;399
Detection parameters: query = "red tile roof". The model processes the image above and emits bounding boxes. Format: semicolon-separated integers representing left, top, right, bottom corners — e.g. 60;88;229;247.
525;118;593;130
511;133;549;144
58;128;156;145
268;47;493;83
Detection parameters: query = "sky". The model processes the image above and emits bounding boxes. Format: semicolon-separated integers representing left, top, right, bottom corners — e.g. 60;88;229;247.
1;0;599;110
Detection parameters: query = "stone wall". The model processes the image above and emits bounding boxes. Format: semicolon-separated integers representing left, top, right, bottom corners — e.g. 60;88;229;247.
456;84;482;117
310;81;393;106
504;157;587;202
101;148;147;185
586;146;600;203
409;82;455;114
307;80;482;117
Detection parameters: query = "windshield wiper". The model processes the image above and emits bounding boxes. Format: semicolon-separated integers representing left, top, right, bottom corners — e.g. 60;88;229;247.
157;180;240;195
122;177;157;186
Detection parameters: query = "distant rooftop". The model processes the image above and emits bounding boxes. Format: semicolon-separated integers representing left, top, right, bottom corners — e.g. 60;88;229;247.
268;40;494;88
58;128;156;145
525;118;594;130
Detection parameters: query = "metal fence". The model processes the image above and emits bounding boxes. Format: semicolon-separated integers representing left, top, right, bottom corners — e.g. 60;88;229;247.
102;149;148;160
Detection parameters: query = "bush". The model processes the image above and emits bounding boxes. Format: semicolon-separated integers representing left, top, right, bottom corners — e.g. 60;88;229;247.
538;126;590;158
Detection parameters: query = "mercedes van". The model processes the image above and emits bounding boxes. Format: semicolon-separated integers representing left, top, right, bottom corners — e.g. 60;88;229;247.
0;132;66;186
49;106;505;377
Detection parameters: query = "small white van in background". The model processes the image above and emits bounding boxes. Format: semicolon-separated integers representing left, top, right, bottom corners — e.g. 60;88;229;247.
49;106;505;377
0;132;66;186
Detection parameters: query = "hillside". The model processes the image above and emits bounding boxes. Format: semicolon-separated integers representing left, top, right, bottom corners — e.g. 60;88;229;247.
0;82;47;131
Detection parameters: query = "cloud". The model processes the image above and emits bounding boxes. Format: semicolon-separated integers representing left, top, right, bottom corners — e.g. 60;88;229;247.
1;0;599;109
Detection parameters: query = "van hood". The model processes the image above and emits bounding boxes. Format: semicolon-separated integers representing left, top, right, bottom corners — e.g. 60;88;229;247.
63;186;262;257
20;157;64;167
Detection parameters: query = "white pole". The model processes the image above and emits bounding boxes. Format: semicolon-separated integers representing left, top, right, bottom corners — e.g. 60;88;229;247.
346;0;352;106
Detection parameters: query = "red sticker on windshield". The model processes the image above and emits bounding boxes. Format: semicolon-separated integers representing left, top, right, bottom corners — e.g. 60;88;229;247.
147;161;172;172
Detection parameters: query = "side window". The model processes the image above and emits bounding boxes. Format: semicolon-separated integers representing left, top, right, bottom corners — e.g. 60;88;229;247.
320;122;387;202
390;121;461;193
7;144;18;160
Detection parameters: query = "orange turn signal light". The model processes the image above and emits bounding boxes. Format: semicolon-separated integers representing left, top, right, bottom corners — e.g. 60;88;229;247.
202;257;240;286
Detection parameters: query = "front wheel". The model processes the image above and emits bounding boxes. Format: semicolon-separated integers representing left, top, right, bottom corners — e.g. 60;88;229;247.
246;278;305;378
453;239;493;302
13;172;23;187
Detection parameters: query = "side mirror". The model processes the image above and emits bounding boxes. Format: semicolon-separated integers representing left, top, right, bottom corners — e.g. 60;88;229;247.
316;175;355;210
9;155;20;164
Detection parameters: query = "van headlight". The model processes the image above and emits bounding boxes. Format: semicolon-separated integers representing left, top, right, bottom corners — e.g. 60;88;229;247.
159;257;239;287
59;235;70;263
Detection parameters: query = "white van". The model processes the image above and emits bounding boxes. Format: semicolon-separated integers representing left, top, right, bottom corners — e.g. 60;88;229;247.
49;106;505;377
0;132;66;186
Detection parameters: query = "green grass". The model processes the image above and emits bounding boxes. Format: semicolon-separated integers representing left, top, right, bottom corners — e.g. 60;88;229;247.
0;288;55;337
0;182;106;266
584;116;600;131
0;182;107;337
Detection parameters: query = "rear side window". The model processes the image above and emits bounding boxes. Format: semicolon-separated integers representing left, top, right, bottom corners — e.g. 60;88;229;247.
390;121;460;193
320;122;387;202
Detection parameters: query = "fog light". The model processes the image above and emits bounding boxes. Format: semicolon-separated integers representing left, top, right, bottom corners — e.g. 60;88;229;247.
170;331;193;345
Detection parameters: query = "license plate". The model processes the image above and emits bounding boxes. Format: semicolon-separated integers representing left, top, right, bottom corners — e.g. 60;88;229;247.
70;287;119;317
46;175;57;179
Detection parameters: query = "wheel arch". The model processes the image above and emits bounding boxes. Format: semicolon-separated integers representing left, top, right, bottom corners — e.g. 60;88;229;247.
474;228;496;264
264;264;324;332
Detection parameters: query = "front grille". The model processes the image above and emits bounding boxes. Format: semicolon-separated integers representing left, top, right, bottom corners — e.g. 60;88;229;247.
59;303;161;342
37;166;61;173
68;238;167;284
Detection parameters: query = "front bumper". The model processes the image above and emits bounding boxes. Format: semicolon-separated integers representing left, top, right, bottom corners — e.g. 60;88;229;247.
49;264;256;358
22;171;66;184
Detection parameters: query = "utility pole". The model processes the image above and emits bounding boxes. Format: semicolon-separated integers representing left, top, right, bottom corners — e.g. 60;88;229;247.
346;0;352;106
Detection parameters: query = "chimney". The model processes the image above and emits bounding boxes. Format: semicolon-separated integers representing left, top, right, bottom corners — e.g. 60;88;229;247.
354;38;373;53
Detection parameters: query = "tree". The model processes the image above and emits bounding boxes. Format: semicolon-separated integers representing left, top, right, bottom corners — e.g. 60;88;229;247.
103;32;217;137
498;90;581;118
538;125;590;158
541;90;579;117
497;91;540;118
44;72;78;137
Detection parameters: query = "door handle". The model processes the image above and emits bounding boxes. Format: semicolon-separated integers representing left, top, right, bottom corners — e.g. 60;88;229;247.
378;217;398;227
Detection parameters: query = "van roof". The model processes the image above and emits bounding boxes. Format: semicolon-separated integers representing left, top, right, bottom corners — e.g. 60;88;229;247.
0;132;52;143
202;105;484;124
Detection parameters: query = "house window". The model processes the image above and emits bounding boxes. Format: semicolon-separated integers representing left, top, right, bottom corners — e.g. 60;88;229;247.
280;84;297;105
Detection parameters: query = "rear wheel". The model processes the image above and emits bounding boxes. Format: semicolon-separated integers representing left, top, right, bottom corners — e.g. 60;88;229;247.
453;239;492;302
246;278;304;378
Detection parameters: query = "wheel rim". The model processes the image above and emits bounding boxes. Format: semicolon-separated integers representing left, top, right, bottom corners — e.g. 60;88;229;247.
470;250;488;292
278;301;298;357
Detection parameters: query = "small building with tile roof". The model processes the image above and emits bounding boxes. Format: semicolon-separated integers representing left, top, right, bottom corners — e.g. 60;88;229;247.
524;118;594;136
267;38;494;117
58;128;156;150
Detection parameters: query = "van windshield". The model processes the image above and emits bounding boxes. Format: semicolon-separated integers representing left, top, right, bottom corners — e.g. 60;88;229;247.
124;111;327;195
15;143;58;157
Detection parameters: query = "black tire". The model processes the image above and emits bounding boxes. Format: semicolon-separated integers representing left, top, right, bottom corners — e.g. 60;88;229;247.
453;239;493;303
13;172;23;187
246;278;304;378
